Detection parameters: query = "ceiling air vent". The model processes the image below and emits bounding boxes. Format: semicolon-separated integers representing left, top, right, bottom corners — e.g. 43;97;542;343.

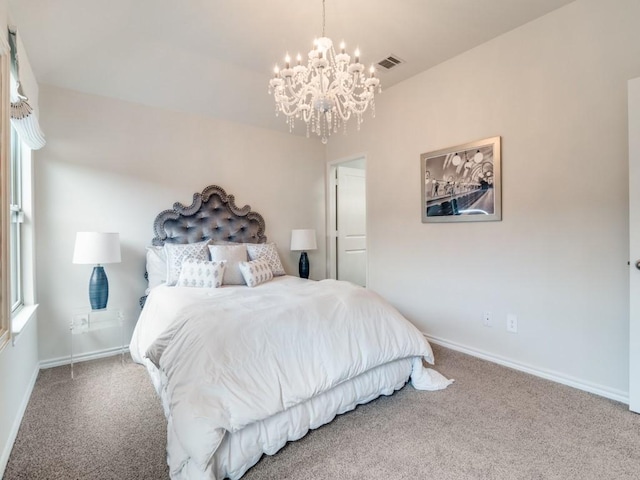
377;54;404;71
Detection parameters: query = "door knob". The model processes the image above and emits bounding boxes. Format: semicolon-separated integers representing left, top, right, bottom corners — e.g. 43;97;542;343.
636;260;640;270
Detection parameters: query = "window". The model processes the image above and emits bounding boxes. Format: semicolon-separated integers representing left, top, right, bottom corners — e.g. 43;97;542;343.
9;126;23;313
7;120;38;342
0;37;10;350
3;28;43;346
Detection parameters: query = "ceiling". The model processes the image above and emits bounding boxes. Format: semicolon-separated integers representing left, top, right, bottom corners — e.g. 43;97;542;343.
8;0;575;136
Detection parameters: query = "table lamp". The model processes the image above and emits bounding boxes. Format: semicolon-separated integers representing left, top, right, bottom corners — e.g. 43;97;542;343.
290;229;317;279
72;232;121;310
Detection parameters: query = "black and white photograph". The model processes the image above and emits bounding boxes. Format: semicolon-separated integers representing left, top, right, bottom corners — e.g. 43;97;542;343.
421;136;502;223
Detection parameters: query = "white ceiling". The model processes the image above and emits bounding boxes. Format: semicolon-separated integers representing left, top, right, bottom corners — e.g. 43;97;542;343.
8;0;575;136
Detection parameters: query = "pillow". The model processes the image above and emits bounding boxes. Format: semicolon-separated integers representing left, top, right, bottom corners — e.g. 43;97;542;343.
176;259;226;288
146;246;167;293
208;244;248;285
246;243;285;276
164;240;210;286
238;259;274;288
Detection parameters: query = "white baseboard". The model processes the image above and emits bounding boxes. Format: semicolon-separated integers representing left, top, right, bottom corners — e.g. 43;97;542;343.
0;362;40;477
40;345;130;369
425;334;630;404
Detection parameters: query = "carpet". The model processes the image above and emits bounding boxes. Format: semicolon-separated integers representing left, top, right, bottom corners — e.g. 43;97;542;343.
5;345;640;479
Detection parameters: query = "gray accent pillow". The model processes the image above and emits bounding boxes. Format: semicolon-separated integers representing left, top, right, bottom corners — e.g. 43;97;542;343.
208;244;248;285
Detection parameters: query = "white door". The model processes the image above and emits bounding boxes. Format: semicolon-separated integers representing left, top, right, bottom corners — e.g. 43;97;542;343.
337;166;366;287
629;77;640;413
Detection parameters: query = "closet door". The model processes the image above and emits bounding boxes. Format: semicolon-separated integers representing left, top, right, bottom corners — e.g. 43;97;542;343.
336;166;367;287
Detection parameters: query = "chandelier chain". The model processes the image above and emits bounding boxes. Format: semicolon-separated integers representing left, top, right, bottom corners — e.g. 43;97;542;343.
322;0;326;37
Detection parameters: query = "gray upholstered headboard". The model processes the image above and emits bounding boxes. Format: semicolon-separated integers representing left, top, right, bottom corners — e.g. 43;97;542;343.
140;185;267;307
152;184;267;246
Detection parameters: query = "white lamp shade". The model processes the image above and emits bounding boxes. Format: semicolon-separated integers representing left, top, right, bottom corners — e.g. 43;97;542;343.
72;232;121;265
290;229;317;251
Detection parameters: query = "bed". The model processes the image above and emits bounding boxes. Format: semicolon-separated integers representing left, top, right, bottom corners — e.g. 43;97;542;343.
130;185;453;480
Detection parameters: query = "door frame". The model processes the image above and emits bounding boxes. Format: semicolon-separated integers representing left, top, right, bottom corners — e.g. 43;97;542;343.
325;154;368;282
629;77;640;413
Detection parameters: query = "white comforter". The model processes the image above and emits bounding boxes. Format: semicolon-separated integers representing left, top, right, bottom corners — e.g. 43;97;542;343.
131;276;451;479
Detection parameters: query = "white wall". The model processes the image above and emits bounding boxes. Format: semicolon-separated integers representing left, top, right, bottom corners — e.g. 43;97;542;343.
0;319;39;473
327;0;640;399
35;85;326;362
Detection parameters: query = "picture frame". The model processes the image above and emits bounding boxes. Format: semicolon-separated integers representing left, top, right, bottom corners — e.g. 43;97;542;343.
421;136;501;223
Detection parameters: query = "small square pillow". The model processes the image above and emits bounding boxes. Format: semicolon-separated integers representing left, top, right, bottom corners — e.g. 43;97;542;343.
208;244;248;285
164;240;210;286
246;243;285;276
238;259;274;288
176;259;226;288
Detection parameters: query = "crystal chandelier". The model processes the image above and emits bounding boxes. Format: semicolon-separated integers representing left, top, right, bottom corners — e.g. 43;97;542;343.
268;0;381;144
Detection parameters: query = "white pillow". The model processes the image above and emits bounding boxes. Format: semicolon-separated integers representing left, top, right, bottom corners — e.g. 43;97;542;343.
208;244;248;285
246;243;285;276
164;240;210;286
238;259;274;288
176;259;226;288
146;246;167;293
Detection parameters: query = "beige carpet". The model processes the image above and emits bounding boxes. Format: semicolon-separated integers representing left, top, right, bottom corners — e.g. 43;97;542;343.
5;345;640;479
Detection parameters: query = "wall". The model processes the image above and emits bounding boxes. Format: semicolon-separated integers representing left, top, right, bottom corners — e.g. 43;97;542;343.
35;85;326;363
0;319;39;473
327;0;640;399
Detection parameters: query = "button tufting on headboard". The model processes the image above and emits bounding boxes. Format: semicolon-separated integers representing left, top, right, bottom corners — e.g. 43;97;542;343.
151;185;267;247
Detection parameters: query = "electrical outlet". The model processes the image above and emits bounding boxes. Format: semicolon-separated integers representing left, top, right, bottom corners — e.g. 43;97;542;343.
482;311;492;327
507;314;518;333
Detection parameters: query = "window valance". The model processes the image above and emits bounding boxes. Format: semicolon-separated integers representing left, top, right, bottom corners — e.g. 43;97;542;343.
8;27;45;150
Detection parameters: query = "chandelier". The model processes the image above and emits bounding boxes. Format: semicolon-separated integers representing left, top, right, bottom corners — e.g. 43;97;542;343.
268;0;381;144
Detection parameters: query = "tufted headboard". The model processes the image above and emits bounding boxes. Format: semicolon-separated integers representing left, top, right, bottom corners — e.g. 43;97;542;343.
152;184;267;246
140;185;267;308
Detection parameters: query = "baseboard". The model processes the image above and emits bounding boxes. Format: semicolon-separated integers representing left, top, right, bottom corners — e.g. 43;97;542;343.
0;362;40;477
40;345;130;369
425;334;630;404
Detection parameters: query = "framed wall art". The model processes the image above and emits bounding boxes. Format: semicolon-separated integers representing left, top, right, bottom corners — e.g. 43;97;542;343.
421;136;501;223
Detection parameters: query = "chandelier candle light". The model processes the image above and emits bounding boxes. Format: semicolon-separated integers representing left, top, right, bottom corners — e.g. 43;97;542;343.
268;0;381;144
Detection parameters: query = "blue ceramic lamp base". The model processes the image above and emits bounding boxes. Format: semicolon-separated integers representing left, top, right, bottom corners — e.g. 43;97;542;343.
89;265;109;310
298;252;310;279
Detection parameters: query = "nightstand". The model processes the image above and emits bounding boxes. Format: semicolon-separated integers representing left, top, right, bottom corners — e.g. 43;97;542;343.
70;307;125;379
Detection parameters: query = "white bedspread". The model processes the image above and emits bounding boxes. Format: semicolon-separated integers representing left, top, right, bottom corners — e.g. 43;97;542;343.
131;276;452;479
